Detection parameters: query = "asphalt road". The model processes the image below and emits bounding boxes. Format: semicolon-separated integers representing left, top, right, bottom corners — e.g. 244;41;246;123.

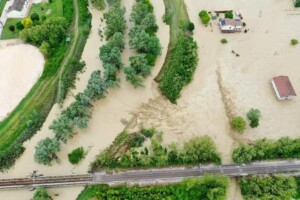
1;160;300;189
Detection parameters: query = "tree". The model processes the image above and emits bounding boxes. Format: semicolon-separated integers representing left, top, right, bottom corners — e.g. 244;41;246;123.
225;11;233;19
21;17;33;28
199;10;210;25
84;70;107;99
124;66;143;88
291;39;299;46
247;108;261;128
231;116;246;133
232;144;256;163
141;13;158;33
30;12;40;22
16;21;24;30
103;4;126;39
34;138;61;165
187;22;195;32
68;147;85;164
8;25;15;32
39;41;50;56
33;188;52;200
296;0;300;7
92;0;106;10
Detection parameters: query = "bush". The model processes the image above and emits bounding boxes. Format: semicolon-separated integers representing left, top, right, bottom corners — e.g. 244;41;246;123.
187;22;195;32
8;25;15;32
16;21;24;30
240;175;296;200
295;0;300;7
231;116;246;133
141;128;155;138
68;147;85;164
30;12;40;22
247;108;261;128
199;10;210;25
225;11;233;19
291;39;299;46
220;38;227;44
33;188;52;200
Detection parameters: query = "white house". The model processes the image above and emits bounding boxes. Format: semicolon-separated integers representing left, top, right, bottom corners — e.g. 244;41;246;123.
219;18;242;33
6;0;31;19
271;76;297;100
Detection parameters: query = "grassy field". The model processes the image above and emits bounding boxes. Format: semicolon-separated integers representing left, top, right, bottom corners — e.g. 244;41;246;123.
0;0;7;16
29;0;63;18
1;19;21;39
155;0;190;81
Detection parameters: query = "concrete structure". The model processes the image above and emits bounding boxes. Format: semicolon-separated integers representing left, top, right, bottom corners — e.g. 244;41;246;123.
219;18;243;33
272;76;296;100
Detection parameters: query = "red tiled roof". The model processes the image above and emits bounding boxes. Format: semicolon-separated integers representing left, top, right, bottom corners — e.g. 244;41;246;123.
273;76;296;97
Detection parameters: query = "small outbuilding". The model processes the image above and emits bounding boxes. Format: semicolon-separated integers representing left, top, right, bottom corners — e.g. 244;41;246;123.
271;76;296;100
219;18;242;33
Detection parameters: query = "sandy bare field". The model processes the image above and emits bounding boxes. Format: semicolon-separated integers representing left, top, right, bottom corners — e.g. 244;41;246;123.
0;43;44;121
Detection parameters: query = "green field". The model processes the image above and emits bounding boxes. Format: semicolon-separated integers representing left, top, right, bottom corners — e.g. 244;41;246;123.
1;19;21;39
29;0;63;18
0;0;7;16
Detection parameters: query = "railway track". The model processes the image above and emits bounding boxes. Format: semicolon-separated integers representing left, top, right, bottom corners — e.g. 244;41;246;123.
1;160;300;190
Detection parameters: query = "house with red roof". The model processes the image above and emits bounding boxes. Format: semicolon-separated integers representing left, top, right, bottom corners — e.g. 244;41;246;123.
271;76;296;100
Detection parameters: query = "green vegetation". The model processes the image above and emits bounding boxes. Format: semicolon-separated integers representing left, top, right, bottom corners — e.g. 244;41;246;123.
124;0;161;87
29;0;63;19
34;138;61;165
230;116;246;133
220;38;228;44
240;175;296;200
0;0;7;16
246;108;261;128
291;38;299;46
225;11;233;19
232;137;300;163
90;129;221;171
0;0;92;170
77;175;229;200
35;0;125;165
156;0;198;103
199;10;210;25
33;187;52;200
1;19;21;39
100;1;126;85
68;147;85;164
295;0;300;7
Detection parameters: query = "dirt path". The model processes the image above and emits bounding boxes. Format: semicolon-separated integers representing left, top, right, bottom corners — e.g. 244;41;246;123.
55;0;80;103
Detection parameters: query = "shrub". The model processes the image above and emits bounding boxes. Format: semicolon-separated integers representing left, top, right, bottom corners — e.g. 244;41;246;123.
295;0;300;7
21;17;33;28
141;128;155;138
16;21;24;30
33;188;52;200
30;12;40;22
68;147;85;164
220;38;227;44
247;108;261;128
187;22;195;32
225;11;233;19
199;10;210;25
8;25;15;32
231;116;246;133
291;39;299;46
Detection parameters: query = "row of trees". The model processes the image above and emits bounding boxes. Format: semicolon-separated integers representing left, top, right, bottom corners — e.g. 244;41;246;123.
35;71;107;165
240;175;296;200
91;128;221;171
232;137;300;163
100;1;126;85
77;175;229;200
124;0;161;87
